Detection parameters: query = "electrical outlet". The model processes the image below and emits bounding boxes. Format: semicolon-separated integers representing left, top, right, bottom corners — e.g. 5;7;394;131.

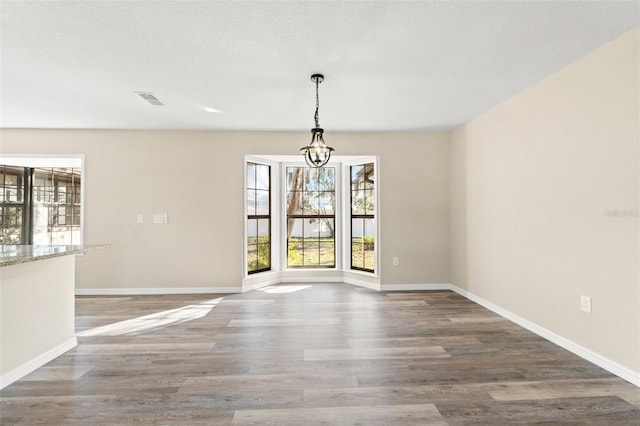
580;296;592;313
392;257;399;266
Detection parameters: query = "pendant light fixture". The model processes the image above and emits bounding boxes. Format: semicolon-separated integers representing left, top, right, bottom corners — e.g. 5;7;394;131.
300;74;334;168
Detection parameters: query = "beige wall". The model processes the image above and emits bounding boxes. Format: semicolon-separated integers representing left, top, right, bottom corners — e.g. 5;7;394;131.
0;130;450;289
450;28;639;374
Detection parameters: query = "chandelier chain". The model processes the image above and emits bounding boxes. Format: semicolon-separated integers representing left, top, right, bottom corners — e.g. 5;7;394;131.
314;78;320;128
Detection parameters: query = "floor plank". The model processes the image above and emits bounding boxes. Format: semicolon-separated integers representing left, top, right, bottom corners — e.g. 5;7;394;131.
1;284;638;425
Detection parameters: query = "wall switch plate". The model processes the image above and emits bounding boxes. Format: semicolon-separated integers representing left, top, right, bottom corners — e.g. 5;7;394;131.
392;257;399;266
136;213;143;223
580;295;592;313
153;212;169;224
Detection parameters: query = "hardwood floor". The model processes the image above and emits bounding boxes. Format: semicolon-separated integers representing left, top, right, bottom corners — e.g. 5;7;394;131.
1;284;639;424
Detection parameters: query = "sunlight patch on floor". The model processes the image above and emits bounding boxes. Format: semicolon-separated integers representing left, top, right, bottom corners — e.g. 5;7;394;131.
76;298;223;336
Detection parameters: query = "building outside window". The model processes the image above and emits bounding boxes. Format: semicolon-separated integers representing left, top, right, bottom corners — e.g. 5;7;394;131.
0;165;81;245
0;166;25;244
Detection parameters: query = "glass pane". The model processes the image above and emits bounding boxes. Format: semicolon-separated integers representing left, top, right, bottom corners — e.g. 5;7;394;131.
0;214;22;243
247;189;256;215
57;186;67;203
257;243;270;269
319;218;334;238
351;165;363;190
318;192;334;213
58;206;66;225
256;190;269;215
247;163;256;189
255;164;269;190
351;218;375;271
363;218;375;270
286;191;304;215
287;167;304;191
304;194;319;214
287;241;303;266
303;218;320;239
2;169;22;203
352;190;365;215
352;241;362;269
364;163;375;189
364;189;375;214
303;241;320;266
257;218;269;239
352;218;364;268
319;240;335;266
319;167;335;191
288;218;303;239
247;245;258;271
247;219;257;245
305;167;320;191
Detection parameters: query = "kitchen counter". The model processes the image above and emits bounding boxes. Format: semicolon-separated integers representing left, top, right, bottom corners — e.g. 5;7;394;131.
0;244;110;267
0;244;109;389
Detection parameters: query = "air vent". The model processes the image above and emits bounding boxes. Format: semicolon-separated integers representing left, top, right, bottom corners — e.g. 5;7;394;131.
135;92;164;106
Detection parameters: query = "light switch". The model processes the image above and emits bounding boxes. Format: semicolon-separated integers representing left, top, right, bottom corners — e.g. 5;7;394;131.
136;213;143;223
580;296;592;313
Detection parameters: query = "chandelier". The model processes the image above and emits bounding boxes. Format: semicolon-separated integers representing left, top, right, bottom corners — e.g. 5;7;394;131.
300;74;334;168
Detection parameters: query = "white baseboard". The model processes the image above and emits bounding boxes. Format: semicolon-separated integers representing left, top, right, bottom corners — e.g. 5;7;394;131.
75;287;241;296
279;277;344;284
449;284;640;388
0;337;77;390
344;277;380;291
380;283;452;292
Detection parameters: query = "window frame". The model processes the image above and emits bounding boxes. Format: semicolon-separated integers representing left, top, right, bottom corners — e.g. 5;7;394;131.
0;156;85;246
243;155;378;279
283;164;339;270
246;160;272;275
349;162;376;273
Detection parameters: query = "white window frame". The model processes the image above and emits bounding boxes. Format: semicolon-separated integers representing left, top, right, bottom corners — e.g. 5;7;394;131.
341;156;379;276
244;156;280;277
243;155;378;278
281;161;342;271
0;154;85;246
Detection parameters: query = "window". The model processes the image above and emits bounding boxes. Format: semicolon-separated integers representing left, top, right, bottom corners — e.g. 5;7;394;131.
32;168;82;245
246;162;271;274
244;156;377;278
351;163;375;272
0;165;82;245
286;166;335;268
0;166;25;244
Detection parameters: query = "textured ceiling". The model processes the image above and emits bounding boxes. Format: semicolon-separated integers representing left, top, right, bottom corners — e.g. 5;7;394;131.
1;1;638;131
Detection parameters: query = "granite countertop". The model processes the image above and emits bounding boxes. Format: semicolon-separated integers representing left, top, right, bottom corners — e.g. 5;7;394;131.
0;244;110;267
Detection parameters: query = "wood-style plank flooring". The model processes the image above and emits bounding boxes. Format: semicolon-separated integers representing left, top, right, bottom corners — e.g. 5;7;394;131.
1;284;639;424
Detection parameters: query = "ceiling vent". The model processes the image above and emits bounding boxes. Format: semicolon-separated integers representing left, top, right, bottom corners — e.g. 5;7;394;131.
136;92;163;106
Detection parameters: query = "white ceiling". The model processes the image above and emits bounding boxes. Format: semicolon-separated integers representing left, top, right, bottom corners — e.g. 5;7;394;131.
1;1;638;132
